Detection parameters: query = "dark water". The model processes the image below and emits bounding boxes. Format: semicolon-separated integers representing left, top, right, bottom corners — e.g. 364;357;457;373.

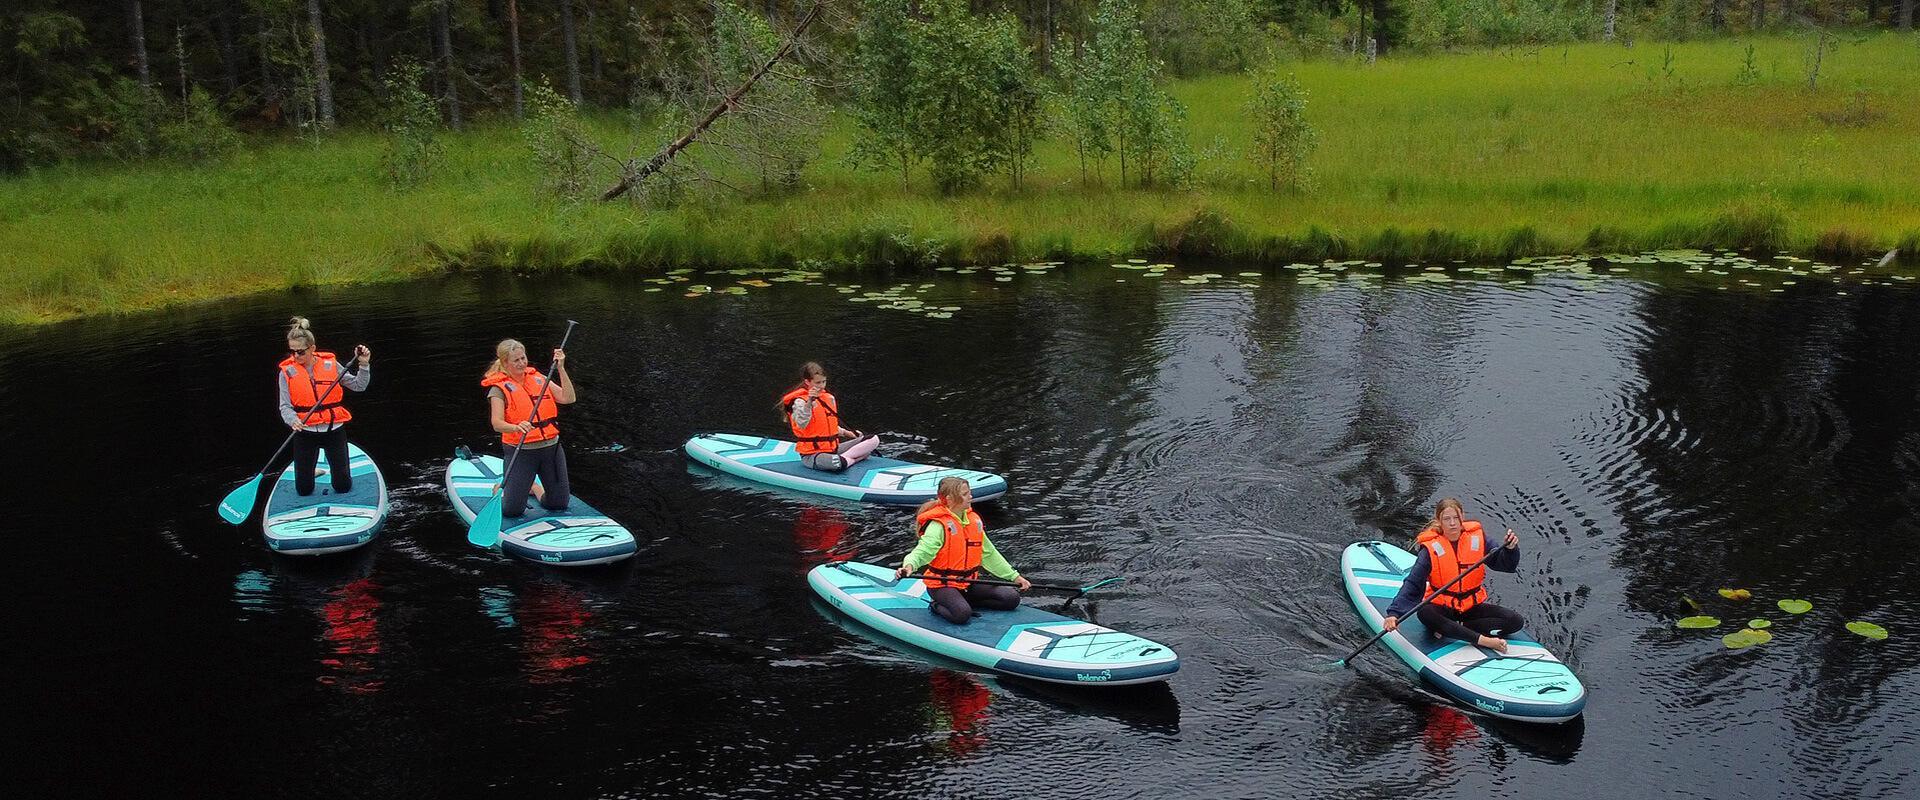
9;260;1918;798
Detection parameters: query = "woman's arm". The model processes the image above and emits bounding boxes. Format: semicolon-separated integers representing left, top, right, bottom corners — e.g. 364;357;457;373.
489;392;530;435
552;363;577;404
900;521;946;574
979;534;1021;581
1382;549;1433;621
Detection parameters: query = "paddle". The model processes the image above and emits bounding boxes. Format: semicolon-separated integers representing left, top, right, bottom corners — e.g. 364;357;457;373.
1330;548;1499;669
216;357;361;524
898;572;1123;596
468;321;578;548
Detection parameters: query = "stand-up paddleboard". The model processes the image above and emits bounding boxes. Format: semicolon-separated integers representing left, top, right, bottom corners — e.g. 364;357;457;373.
262;443;388;555
809;561;1178;686
684;433;1007;504
1341;540;1586;723
444;448;637;566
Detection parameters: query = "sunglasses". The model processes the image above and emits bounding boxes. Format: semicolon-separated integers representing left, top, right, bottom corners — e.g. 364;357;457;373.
289;347;310;356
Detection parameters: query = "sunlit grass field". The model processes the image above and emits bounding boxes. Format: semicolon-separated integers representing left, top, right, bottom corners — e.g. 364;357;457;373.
3;34;1916;325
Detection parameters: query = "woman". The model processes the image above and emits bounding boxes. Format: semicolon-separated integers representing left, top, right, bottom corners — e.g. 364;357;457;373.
896;477;1032;625
1382;498;1525;653
482;338;576;519
778;362;878;472
273;317;370;496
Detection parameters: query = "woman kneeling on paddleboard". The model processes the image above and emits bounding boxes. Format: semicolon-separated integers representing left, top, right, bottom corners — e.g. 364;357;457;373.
896;477;1032;624
1382;497;1525;654
483;338;575;518
780;361;877;472
272;317;370;496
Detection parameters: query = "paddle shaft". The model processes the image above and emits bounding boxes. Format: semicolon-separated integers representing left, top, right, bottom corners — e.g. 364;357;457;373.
1339;548;1500;666
900;573;1090;594
490;321;578;498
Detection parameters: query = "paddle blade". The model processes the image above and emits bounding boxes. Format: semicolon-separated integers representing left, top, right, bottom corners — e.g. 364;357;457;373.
218;475;264;525
467;495;505;548
1078;577;1124;593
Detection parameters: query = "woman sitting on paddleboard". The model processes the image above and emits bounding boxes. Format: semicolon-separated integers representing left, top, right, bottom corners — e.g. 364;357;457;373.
483;338;575;518
273;317;370;496
779;361;877;472
1381;497;1525;654
895;477;1032;624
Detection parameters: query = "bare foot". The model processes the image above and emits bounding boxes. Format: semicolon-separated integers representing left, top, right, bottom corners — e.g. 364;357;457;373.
1478;635;1509;654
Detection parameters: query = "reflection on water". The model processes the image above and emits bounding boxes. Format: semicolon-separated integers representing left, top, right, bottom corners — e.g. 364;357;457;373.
9;257;1919;797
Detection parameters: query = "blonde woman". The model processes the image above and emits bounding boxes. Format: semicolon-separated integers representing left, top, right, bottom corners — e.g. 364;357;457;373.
272;317;370;496
896;477;1031;625
1381;498;1524;653
481;338;575;518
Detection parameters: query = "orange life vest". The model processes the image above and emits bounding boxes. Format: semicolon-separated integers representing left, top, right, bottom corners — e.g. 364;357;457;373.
916;504;986;590
280;351;353;427
1418;521;1489;613
483;367;561;447
779;386;840;455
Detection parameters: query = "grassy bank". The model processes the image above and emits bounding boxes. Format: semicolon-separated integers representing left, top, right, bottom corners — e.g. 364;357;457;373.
4;34;1918;325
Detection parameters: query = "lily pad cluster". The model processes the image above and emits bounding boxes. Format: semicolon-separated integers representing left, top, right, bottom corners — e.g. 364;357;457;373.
843;283;962;319
1673;592;1888;648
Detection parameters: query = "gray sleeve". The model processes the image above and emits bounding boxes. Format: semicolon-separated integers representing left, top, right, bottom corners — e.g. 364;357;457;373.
791;398;812;428
340;361;370;392
278;369;299;427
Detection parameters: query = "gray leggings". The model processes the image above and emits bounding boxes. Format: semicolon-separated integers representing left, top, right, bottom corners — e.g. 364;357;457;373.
501;441;570;518
929;583;1021;625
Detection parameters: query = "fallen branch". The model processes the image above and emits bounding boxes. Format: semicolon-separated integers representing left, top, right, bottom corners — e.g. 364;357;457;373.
599;2;824;201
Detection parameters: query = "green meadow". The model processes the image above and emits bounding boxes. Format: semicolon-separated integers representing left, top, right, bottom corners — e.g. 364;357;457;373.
3;34;1917;325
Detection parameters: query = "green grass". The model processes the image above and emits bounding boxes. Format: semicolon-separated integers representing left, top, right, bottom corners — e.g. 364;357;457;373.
3;34;1918;325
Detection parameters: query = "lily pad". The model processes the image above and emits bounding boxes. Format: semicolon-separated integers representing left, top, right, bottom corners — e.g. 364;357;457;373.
1676;616;1721;629
1748;619;1771;629
1723;628;1773;649
1683;595;1702;612
1718;588;1753;601
1777;599;1812;614
1845;621;1888;640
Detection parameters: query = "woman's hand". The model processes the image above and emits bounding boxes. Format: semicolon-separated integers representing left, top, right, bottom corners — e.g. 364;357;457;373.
515;421;534;434
1503;529;1519;550
1383;615;1399;632
895;565;911;580
552;348;566;368
1015;576;1032;592
354;344;371;366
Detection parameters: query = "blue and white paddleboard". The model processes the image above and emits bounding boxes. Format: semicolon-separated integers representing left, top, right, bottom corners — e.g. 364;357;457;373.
809;561;1178;686
444;450;637;567
684;433;1008;505
262;443;387;555
1341;540;1586;723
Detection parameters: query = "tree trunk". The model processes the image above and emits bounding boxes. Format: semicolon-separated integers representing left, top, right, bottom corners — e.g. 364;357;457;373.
1901;0;1914;30
561;0;583;105
129;0;151;85
1711;0;1727;29
215;3;240;96
307;0;334;128
175;25;189;103
436;1;462;130
258;13;282;126
1604;0;1618;41
1752;0;1766;31
508;0;524;118
588;4;603;83
600;2;823;200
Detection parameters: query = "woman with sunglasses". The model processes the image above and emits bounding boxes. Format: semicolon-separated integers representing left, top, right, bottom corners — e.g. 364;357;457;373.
271;317;371;496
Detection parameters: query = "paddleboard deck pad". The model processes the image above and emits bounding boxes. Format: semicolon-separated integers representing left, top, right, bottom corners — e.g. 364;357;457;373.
809;561;1178;686
445;450;637;566
1341;540;1586;723
685;433;1007;504
263;443;388;555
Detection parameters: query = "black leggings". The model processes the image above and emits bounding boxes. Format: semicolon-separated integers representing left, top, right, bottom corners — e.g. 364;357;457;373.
929;583;1021;625
501;441;570;518
263;427;353;496
1417;602;1525;643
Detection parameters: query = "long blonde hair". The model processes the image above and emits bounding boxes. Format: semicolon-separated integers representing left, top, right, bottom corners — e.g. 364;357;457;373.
916;477;972;517
484;338;526;378
1428;497;1467;535
286;316;315;351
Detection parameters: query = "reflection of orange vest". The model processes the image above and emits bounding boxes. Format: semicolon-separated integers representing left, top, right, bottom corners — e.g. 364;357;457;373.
780;387;840;455
281;352;352;426
1418;522;1489;612
917;505;985;589
483;367;560;446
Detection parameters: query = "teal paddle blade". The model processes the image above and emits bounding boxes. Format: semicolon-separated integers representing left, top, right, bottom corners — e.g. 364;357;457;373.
467;494;504;547
218;475;264;525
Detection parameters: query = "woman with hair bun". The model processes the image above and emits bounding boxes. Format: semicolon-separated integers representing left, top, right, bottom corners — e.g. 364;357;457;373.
273;317;371;496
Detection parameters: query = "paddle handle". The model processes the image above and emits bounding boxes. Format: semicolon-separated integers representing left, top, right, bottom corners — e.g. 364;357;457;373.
492;320;578;490
1339;548;1499;666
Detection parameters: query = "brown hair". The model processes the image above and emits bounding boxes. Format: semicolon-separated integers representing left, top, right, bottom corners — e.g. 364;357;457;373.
285;316;315;350
915;477;972;517
484;338;526;379
1429;497;1467;533
777;361;831;420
